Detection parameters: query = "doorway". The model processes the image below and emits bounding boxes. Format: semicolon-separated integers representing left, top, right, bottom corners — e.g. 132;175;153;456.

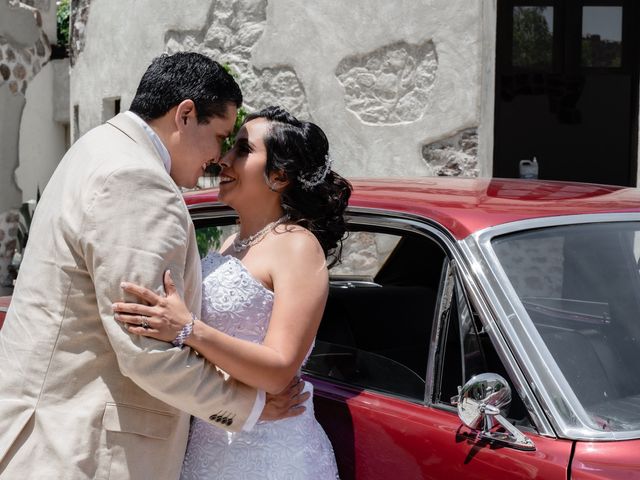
493;0;639;186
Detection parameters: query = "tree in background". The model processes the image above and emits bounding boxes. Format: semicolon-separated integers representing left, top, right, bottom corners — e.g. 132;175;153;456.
56;0;70;54
512;6;553;68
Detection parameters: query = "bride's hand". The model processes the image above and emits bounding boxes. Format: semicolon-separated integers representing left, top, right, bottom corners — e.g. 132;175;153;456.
112;270;192;343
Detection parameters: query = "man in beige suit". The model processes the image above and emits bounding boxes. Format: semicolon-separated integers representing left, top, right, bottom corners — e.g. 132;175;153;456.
0;52;305;479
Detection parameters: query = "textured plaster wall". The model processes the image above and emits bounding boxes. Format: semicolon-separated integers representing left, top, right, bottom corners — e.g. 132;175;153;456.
71;0;491;178
17;60;69;202
0;0;63;292
251;0;484;177
70;0;213;136
0;0;51;213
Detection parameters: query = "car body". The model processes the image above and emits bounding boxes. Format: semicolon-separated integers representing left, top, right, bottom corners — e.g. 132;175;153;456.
2;177;640;479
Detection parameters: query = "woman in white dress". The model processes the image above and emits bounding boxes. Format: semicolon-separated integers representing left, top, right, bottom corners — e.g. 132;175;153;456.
112;106;351;479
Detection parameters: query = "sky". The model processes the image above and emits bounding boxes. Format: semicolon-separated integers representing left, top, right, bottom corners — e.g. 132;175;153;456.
523;5;622;42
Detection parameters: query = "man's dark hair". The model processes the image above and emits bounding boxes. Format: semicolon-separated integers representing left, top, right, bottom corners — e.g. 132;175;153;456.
130;52;242;123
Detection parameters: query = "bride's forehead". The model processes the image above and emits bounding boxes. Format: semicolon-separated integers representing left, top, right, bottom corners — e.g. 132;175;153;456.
243;118;271;141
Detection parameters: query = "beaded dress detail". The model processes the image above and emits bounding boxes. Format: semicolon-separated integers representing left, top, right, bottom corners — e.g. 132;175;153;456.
180;251;339;480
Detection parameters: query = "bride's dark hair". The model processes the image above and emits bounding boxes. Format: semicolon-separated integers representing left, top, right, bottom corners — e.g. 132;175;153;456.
245;106;352;266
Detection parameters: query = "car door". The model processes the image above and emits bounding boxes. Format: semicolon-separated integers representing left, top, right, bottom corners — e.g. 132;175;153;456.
304;212;573;479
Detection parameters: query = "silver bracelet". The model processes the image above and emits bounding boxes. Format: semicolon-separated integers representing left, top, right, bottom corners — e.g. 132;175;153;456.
171;313;196;348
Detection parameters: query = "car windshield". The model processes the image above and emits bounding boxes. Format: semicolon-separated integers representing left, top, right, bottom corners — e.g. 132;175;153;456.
492;221;640;433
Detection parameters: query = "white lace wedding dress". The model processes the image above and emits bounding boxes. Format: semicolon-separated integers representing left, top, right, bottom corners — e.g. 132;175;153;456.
180;252;339;480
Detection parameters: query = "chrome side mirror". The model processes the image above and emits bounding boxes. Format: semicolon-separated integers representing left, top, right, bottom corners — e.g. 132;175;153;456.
451;373;535;451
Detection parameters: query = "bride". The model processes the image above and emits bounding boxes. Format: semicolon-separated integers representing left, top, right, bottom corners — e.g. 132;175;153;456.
112;106;351;479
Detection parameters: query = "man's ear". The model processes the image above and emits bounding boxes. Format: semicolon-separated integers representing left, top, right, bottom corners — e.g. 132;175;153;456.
175;99;196;129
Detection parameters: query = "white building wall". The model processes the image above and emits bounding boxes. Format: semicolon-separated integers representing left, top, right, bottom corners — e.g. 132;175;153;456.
17;59;69;203
70;0;498;178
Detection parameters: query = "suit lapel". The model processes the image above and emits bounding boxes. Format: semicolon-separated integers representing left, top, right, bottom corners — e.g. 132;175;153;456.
106;113;168;173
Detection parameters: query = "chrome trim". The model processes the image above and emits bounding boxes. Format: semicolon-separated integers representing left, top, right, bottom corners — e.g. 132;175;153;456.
332;210;555;437
0;306;8;314
425;258;454;405
454;241;554;437
466;212;640;441
186;202;556;437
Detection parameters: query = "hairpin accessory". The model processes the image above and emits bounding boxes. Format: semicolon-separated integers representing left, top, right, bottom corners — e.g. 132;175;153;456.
298;153;332;190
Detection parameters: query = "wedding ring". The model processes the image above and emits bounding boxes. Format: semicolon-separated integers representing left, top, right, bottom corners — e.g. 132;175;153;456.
141;318;150;329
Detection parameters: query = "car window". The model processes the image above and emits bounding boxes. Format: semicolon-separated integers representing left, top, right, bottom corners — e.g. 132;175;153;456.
195;223;238;258
492;222;640;432
304;227;446;402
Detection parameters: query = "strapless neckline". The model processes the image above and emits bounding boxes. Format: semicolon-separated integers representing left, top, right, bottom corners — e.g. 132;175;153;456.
216;253;274;298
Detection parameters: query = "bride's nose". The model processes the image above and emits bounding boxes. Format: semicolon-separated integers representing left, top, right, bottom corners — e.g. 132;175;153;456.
219;151;233;168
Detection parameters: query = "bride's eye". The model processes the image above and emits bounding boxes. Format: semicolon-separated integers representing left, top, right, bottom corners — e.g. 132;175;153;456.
235;140;252;156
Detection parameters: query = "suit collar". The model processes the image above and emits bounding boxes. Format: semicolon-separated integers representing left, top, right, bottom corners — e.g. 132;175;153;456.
107;113;169;173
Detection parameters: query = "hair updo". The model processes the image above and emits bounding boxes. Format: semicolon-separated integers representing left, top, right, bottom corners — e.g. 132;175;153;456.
244;106;352;266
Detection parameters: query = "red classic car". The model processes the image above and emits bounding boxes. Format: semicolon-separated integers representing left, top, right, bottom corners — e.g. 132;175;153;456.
2;177;640;479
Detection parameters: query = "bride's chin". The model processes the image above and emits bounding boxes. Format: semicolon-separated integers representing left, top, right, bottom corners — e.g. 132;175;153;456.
217;190;234;207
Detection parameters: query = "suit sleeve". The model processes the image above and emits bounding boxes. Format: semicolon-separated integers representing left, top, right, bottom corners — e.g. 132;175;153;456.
81;166;259;432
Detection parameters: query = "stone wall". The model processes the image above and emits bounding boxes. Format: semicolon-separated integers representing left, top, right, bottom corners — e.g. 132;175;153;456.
0;0;50;217
0;0;60;294
422;128;479;177
165;0;310;118
70;0;91;66
70;0;491;179
336;40;438;125
0;210;19;295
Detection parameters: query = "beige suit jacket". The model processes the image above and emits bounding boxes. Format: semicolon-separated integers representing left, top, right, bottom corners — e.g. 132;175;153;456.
0;113;258;479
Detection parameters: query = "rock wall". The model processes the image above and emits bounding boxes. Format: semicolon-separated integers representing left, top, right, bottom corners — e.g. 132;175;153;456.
0;0;56;293
422;128;479;177
336;40;438;125
165;0;310;118
70;0;91;66
71;0;490;178
0;28;50;96
0;210;19;295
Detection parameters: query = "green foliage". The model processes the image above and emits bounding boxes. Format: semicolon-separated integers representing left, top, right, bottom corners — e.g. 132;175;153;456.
196;226;223;258
581;37;621;68
56;0;70;49
512;7;552;68
221;63;248;154
223;106;247;154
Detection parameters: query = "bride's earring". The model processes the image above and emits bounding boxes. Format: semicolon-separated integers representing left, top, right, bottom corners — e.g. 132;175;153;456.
264;171;287;193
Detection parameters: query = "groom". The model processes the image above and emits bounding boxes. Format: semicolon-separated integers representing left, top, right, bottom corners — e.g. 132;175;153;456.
0;52;307;479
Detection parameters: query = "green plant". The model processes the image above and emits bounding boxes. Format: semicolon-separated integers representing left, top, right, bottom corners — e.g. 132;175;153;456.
196;226;223;258
56;0;70;50
221;63;247;154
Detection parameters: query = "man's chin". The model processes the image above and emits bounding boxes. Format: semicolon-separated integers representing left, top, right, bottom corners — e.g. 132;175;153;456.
171;175;198;189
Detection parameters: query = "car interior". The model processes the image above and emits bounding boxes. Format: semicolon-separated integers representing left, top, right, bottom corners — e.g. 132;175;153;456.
309;230;444;400
522;229;640;429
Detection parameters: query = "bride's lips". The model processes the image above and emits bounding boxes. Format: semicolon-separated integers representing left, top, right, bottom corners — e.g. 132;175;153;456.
219;174;235;185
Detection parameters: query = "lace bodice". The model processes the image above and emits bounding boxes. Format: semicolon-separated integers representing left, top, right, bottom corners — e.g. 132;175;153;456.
180;251;338;480
201;252;274;343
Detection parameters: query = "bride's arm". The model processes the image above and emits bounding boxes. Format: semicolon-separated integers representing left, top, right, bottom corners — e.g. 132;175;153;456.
113;230;328;394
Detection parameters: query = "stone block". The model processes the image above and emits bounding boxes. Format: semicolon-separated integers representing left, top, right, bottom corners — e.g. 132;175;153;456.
336;40;438;124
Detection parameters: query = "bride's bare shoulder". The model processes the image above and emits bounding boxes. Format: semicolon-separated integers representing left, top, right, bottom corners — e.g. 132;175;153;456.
271;224;325;261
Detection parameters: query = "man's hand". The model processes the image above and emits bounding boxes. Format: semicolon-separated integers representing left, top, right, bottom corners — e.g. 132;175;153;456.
259;377;310;421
